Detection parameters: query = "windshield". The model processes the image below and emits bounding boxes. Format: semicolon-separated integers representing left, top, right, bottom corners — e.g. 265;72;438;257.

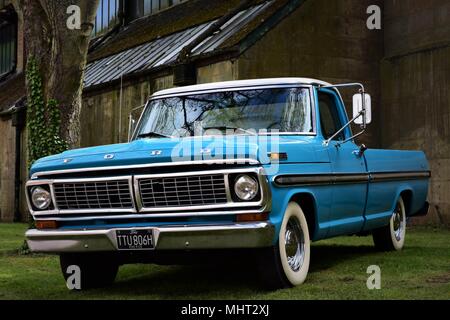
133;87;313;139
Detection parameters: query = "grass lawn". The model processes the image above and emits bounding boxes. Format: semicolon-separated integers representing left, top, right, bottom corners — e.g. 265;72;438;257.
0;223;448;300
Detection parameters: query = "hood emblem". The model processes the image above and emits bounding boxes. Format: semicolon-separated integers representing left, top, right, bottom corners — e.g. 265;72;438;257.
104;154;115;160
63;158;73;164
150;150;162;156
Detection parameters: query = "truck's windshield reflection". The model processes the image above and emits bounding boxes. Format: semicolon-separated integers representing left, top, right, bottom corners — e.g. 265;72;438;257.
133;88;313;139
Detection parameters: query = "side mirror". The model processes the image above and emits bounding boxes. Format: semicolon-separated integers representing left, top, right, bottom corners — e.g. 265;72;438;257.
353;93;372;126
128;115;136;142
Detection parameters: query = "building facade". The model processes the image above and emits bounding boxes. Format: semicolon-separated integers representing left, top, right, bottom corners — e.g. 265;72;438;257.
0;0;449;225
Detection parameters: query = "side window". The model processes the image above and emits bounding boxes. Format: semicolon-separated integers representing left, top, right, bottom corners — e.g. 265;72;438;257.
318;91;344;140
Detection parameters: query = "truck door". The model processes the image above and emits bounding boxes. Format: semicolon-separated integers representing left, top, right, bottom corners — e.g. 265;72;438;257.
317;88;368;236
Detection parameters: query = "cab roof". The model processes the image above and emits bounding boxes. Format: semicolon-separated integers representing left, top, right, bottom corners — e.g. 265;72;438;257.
151;78;333;98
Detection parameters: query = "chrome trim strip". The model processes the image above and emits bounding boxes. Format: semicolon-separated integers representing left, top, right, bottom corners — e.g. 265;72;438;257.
31;158;260;179
370;171;431;182
135;85;317;139
26;179;59;216
151;84;311;100
273;173;369;187
134;168;268;213
32;208;267;221
27;168;271;218
25;222;275;252
224;173;233;203
273;171;431;187
26;176;137;216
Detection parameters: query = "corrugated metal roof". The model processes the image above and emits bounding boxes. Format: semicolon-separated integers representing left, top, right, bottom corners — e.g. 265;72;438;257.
84;1;272;88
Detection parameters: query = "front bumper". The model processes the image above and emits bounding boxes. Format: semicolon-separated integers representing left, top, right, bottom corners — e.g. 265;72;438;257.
25;222;275;253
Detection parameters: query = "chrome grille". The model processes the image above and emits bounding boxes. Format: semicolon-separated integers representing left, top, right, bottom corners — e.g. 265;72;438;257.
53;179;133;210
138;174;228;208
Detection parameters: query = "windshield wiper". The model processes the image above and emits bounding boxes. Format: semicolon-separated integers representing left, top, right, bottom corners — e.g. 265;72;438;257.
136;131;172;139
203;126;257;136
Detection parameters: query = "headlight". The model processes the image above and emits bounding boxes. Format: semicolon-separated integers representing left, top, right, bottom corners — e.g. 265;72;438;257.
234;175;259;201
31;186;52;210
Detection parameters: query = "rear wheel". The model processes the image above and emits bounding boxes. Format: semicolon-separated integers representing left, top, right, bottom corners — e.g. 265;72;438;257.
258;202;311;289
59;253;119;290
372;196;407;251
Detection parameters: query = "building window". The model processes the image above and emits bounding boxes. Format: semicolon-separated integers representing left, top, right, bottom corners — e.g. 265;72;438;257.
0;21;16;77
126;0;186;22
92;0;187;37
92;0;120;38
143;0;177;15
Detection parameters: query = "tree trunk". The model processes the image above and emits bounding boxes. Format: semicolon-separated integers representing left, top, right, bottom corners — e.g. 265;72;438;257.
12;0;99;148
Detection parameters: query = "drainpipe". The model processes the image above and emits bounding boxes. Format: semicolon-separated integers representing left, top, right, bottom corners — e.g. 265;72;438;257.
173;0;251;86
12;111;23;222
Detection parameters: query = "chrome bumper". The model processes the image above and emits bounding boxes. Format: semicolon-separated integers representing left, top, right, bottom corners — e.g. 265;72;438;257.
25;222;275;253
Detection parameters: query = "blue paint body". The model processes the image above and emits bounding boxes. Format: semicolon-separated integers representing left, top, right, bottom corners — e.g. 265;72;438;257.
29;85;430;244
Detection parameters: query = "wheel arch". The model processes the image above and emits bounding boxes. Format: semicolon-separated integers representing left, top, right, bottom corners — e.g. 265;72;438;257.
398;189;413;216
288;193;318;240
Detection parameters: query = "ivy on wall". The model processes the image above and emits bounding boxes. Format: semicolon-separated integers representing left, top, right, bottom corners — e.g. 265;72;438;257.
25;58;68;167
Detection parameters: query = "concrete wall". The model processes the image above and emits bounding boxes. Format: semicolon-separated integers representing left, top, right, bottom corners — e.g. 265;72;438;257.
381;0;450;226
0;62;235;221
0;118;31;222
238;0;450;225
2;0;448;226
0;118;15;221
197;61;239;84
384;0;450;57
0;2;27;222
237;0;384;147
80;61;239;148
81;75;173;147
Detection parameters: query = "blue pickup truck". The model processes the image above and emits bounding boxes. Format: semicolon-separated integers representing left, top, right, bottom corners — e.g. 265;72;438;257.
25;78;430;289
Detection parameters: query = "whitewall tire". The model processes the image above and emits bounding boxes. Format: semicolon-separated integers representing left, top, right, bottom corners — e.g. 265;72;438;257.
373;196;407;251
259;202;311;288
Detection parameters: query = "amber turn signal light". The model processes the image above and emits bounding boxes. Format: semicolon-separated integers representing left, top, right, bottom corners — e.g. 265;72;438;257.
236;213;268;222
36;220;58;230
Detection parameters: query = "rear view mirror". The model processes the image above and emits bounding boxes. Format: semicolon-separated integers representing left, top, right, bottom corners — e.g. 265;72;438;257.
353;93;372;125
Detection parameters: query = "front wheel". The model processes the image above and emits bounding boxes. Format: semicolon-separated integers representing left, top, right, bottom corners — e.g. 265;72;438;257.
258;202;311;289
60;253;119;290
372;196;407;251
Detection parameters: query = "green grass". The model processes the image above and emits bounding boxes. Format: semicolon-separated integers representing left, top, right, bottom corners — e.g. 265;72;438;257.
0;223;448;300
0;223;28;255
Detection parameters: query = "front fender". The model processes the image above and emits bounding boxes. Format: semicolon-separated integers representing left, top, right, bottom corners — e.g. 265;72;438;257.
268;183;331;242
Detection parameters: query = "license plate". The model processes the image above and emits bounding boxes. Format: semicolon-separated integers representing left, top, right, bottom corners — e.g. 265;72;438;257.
116;229;154;250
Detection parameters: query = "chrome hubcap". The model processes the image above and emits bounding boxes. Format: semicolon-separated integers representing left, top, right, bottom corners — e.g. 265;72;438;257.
392;203;404;241
284;217;305;272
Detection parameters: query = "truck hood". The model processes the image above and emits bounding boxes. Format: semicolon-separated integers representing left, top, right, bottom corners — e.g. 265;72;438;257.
30;136;327;176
